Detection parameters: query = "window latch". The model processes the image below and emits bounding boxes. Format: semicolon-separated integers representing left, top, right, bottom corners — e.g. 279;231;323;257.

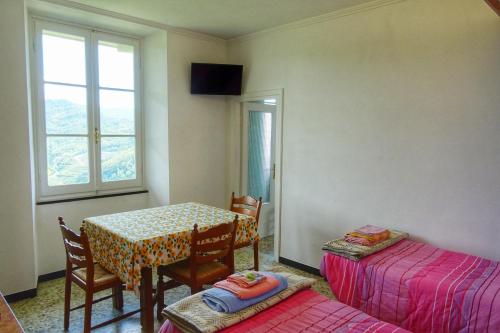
94;128;100;144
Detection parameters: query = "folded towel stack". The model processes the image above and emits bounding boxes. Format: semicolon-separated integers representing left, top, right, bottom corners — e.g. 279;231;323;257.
323;229;409;261
214;273;280;299
344;224;390;246
202;272;288;313
163;272;316;333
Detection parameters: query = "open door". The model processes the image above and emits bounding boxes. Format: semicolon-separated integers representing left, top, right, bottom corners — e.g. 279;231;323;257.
241;101;276;238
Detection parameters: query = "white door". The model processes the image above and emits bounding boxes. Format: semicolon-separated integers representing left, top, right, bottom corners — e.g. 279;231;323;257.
241;101;276;238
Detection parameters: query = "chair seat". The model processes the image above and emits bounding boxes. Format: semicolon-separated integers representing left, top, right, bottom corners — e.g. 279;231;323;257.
73;264;121;288
160;260;230;282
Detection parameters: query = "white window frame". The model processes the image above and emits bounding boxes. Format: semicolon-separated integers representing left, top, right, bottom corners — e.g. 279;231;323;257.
32;18;144;201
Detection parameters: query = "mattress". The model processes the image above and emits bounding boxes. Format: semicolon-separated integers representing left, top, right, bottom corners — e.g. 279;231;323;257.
321;239;500;333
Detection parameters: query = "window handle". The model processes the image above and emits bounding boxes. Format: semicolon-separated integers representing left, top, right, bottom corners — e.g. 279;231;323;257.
94;128;100;144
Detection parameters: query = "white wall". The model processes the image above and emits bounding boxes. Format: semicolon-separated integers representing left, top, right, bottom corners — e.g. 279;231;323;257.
167;32;229;208
228;0;500;267
0;0;37;295
144;30;170;207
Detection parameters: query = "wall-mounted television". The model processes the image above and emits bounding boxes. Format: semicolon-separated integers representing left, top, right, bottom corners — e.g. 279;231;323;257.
190;63;243;95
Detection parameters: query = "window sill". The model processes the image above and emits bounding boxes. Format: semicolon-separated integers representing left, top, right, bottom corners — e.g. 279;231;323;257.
36;190;149;205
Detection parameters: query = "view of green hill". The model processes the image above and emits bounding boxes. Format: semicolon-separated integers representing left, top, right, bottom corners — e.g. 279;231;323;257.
45;99;136;186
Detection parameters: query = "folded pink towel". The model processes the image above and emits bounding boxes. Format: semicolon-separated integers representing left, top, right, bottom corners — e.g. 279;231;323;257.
353;225;388;236
214;275;280;299
345;235;376;246
345;225;390;246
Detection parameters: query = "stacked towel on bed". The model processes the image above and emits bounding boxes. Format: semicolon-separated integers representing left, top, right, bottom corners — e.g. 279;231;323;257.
323;229;409;261
214;273;280;299
202;272;287;313
162;272;315;333
344;224;390;246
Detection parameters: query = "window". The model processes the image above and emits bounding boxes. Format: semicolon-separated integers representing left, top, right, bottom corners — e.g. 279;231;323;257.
33;20;143;200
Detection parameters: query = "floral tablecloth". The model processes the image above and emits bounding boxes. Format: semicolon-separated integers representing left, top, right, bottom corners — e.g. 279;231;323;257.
83;202;258;290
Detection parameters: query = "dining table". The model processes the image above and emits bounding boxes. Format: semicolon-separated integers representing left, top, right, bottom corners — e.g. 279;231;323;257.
83;202;259;333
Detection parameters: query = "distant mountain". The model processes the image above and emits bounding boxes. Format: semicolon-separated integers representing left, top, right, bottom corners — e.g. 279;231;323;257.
45;99;88;134
45;98;136;185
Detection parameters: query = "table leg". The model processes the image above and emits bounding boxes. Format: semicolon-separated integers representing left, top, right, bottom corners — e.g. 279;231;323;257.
139;282;145;327
140;267;154;333
253;240;259;271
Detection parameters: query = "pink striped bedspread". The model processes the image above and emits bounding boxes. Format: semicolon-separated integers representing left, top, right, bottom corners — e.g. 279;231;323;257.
320;239;500;333
160;289;410;333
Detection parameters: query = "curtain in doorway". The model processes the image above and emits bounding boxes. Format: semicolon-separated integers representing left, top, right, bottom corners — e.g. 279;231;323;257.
248;111;272;202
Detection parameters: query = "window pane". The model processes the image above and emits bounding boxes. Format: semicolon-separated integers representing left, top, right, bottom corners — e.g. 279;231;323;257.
98;40;134;90
99;89;135;135
248;111;272;202
47;137;89;186
101;137;136;182
42;30;86;85
44;84;87;135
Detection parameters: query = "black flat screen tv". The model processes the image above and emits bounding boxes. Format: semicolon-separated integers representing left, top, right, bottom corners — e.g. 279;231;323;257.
191;63;243;95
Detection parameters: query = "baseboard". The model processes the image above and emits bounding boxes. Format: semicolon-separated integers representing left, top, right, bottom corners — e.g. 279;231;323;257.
38;269;66;283
278;256;321;276
4;288;37;303
4;270;66;303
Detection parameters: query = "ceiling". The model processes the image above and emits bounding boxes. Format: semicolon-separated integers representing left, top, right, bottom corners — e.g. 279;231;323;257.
71;0;375;39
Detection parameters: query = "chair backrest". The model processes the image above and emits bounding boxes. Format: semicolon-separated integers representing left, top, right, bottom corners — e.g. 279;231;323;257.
229;192;262;225
58;217;93;270
189;215;239;276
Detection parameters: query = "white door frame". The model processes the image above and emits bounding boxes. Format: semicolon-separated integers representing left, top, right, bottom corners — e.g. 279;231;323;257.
240;89;283;262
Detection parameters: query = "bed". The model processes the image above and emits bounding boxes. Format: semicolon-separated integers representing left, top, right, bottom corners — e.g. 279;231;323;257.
160;288;410;333
321;239;500;333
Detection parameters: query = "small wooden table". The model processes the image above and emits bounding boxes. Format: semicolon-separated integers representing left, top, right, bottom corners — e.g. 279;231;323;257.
83;202;258;333
0;292;24;333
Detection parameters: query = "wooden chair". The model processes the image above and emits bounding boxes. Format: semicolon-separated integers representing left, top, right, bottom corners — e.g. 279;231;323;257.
229;192;262;270
156;216;239;320
58;217;140;332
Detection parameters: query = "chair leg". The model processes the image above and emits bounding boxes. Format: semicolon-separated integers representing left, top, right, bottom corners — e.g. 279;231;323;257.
83;289;93;333
63;272;72;331
112;285;124;310
253;240;259;271
156;279;164;321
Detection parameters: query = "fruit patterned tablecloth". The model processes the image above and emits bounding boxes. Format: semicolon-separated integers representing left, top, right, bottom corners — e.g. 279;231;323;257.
84;202;258;290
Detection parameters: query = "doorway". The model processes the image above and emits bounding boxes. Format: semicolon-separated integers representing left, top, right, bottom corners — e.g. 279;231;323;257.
242;101;276;237
240;90;283;261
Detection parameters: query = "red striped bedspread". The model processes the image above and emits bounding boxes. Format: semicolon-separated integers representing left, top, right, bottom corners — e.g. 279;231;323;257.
160;289;409;332
320;239;500;333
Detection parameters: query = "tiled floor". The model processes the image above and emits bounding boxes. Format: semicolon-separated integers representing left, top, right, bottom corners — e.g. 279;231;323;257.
11;236;334;332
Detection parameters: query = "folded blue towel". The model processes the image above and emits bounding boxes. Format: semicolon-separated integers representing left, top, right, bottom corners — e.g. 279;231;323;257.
202;272;288;313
